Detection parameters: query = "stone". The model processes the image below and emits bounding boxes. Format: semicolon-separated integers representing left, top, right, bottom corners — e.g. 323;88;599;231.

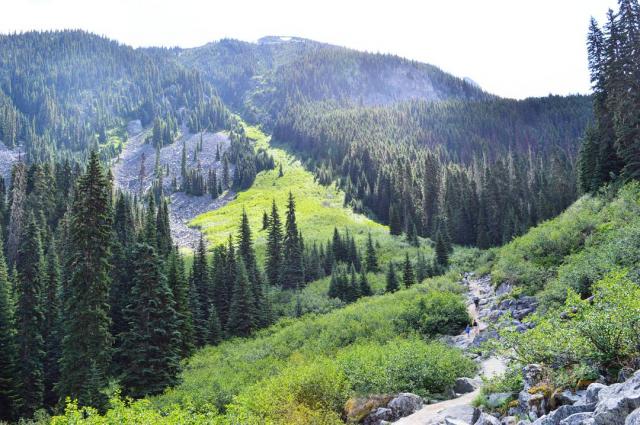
531;404;596;425
344;395;393;423
552;389;585;408
501;417;518;425
474;413;501;425
585;383;606;405
487;392;514;408
559;412;594;425
446;419;471;425
626;407;640;425
441;405;480;425
523;364;545;389
592;371;640;425
387;393;423;419
455;377;480;394
363;407;393;425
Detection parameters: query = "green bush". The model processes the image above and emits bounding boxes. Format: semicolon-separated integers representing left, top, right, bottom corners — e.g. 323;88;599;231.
336;338;477;397
498;270;640;379
398;290;470;337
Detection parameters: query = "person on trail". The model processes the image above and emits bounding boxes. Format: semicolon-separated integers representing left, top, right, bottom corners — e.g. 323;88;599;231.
465;325;471;337
473;296;480;309
472;319;479;336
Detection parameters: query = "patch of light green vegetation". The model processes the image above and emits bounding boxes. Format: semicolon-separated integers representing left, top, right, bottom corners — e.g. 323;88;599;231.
191;125;427;265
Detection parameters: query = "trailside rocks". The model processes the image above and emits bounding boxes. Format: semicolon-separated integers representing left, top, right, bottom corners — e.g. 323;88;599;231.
592;370;640;425
388;393;424;419
455;377;480;394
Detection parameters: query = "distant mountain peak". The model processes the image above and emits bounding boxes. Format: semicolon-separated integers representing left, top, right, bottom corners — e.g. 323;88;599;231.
257;35;311;45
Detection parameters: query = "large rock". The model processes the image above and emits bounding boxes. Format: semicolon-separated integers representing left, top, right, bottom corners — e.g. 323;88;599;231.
531;404;596;425
501;417;518;425
474;412;501;424
387;393;423;419
559;412;594;425
442;405;480;425
626;407;640;425
585;383;606;405
592;371;640;425
363;407;393;425
455;377;480;394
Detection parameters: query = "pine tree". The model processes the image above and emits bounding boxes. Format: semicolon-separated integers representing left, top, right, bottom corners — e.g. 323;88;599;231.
435;229;450;271
7;162;27;265
359;270;372;297
402;252;415;287
206;305;222;345
118;243;181;399
222;155;230;189
143;195;157;247
43;239;62;408
0;239;16;421
262;210;269;230
345;265;361;302
227;258;256;337
180;142;187;179
156;199;172;257
59;152;113;409
166;249;194;358
415;251;431;282
15;214;45;417
385;262;399;293
191;234;210;346
365;232;379;272
237;209;268;327
281;193;304;290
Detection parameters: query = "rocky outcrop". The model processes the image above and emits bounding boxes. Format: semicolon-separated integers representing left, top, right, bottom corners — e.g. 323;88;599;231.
441;405;480;424
455;378;480;394
388;393;424;419
592;371;640;424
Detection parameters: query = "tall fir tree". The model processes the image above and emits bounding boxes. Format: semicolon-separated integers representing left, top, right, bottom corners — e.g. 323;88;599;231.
281;193;304;290
0;238;16;421
266;199;283;286
237;208;268;327
156;199;172;258
365;232;379;272
15;214;45;417
43;239;62;408
385;261;399;293
402;252;415;287
59;152;113;409
166;248;194;358
226;258;256;337
191;233;210;346
118;243;181;399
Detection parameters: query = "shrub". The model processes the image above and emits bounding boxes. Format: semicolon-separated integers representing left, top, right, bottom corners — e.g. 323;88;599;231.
398;290;470;337
336;338;477;397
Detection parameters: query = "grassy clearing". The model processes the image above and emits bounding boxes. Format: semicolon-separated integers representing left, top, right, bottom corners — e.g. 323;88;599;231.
190;125;426;265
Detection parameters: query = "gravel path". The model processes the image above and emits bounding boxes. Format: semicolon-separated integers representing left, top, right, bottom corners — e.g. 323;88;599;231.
394;276;507;425
112;120;235;248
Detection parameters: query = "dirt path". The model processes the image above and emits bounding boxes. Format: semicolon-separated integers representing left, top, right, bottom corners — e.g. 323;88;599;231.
394;276;506;425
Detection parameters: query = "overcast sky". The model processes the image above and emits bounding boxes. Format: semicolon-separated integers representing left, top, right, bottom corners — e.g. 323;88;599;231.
0;0;618;99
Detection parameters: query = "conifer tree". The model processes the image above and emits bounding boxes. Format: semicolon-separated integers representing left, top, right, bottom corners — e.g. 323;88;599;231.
7;162;27;265
156;199;172;258
385;261;399;293
15;214;45;417
435;229;450;271
119;243;181;399
211;245;231;328
0;239;16;421
227;258;256;337
365;232;379;272
222;154;230;188
415;251;431;282
59;151;113;409
143;195;157;247
191;234;210;346
43;239;61;407
359;270;372;297
402;252;415;287
166;249;194;357
237;209;268;327
262;210;269;230
206;305;222;345
345;265;360;302
281;193;304;289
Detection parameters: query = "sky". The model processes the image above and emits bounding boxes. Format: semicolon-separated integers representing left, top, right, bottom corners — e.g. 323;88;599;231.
0;0;619;99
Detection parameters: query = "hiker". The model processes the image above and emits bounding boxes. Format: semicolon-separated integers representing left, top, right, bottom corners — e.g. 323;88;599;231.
465;324;471;337
472;319;479;335
473;296;480;309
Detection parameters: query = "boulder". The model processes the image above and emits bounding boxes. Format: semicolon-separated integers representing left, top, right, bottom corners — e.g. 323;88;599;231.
387;393;423;419
501;417;518;425
592;371;640;425
551;389;585;408
344;395;393;423
446;419;471;425
559;412;594;425
523;364;545;389
363;407;394;425
442;405;480;425
531;404;596;425
487;392;514;408
626;407;640;425
474;413;501;424
585;383;606;405
455;377;480;394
